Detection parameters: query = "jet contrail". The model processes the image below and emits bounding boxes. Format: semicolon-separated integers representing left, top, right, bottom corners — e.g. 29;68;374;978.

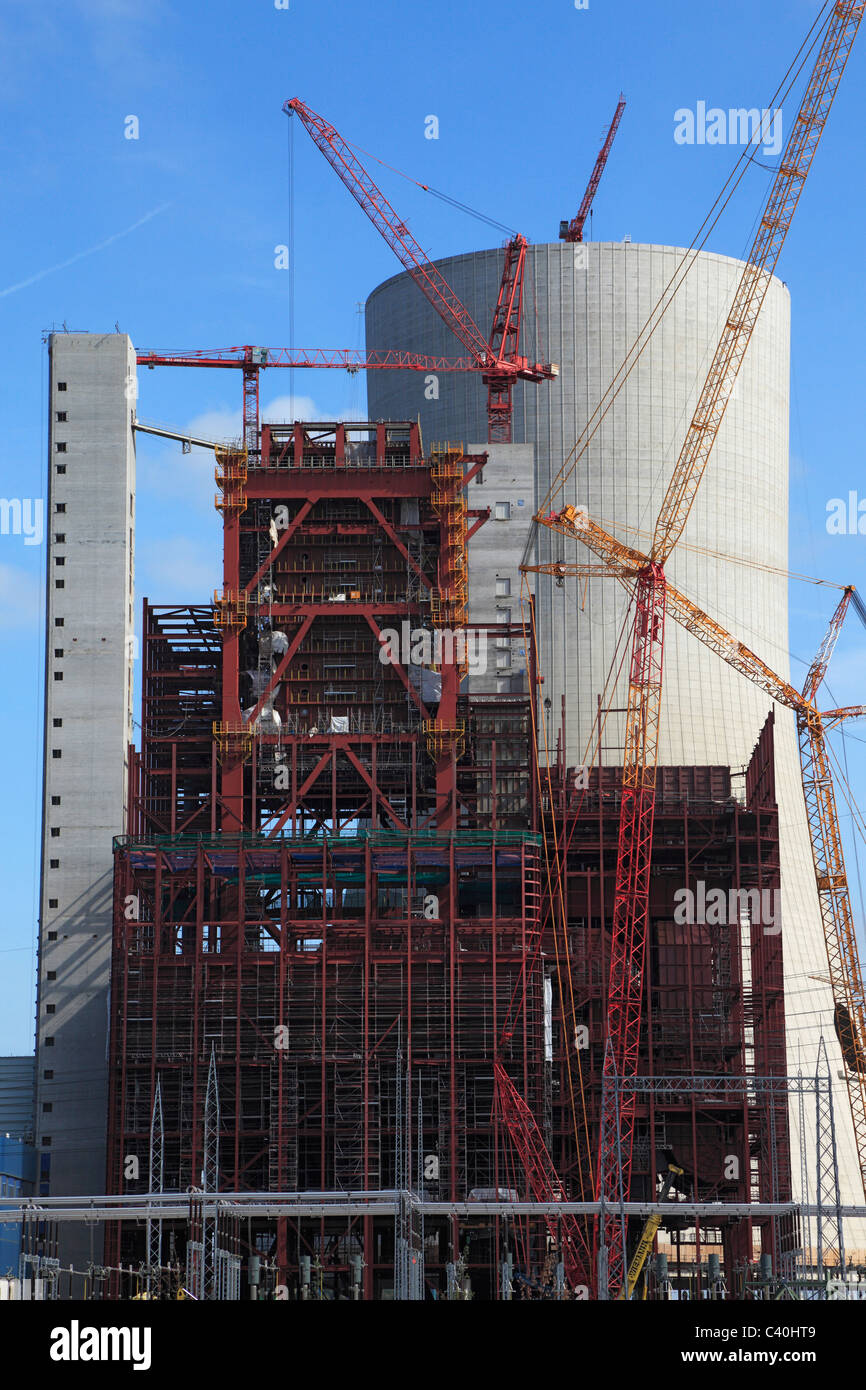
0;203;171;299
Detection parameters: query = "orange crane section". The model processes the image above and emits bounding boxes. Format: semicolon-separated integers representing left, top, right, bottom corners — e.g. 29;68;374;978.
532;1;865;1296
531;543;866;1199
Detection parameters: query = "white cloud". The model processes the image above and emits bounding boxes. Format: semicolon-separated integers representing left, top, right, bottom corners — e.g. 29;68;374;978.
72;0;174;83
137;536;221;605
75;0;157;15
0;562;41;630
136;438;219;516
136;393;361;512
262;395;327;424
818;644;866;711
0;204;171;300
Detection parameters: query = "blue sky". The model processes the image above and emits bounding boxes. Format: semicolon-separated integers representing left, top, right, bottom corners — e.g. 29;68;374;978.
0;0;864;1053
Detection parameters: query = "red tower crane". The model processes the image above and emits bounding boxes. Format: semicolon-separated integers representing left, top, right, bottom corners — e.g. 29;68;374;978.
535;1;864;1295
283;97;558;443
135;344;481;454
559;94;626;243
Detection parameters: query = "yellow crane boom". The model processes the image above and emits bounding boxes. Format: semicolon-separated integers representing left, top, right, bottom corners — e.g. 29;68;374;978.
526;6;865;1294
529;549;866;1196
619;1163;684;1301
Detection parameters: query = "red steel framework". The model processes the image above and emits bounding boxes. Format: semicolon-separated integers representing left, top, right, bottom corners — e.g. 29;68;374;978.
108;420;557;1296
104;413;791;1294
546;715;791;1289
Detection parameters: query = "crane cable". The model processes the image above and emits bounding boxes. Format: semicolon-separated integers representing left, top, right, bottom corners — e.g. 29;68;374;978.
513;571;639;1201
335;134;518;238
537;575;639;1195
825;737;866;863
571;517;848;589
533;1;834;524
514;524;849;1207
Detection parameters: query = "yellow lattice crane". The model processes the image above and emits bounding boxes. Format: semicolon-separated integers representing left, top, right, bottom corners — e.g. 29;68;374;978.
525;4;865;1295
619;1162;684;1301
530;531;866;1198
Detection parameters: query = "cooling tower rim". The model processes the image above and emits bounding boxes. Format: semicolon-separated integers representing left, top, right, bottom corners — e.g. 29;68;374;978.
365;241;791;305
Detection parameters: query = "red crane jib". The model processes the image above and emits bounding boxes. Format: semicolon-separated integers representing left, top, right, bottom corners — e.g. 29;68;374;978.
561;95;626;244
284;97;555;443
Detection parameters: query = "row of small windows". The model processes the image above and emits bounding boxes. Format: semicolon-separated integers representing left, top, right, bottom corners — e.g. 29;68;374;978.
42;799;60;1065
55;529;66;601
55;524;65;588
49;542;62;858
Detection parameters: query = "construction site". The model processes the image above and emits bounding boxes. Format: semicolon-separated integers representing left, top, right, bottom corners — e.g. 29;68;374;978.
8;1;866;1304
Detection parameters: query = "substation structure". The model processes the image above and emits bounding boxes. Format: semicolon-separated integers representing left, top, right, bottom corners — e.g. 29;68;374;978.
105;422;792;1299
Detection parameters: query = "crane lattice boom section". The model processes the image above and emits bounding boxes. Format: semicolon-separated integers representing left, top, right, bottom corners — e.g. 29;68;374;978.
799;712;866;1194
284;99;557;444
596;564;666;1291
803;587;854;703
562;94;626;243
493;1060;589;1289
136;347;481;373
542;527;866;1206
651;0;866;564
284;98;493;366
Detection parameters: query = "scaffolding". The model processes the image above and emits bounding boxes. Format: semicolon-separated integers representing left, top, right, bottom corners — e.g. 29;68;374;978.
105;421;795;1298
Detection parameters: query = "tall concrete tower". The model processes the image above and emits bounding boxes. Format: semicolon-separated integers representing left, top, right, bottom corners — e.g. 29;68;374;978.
36;332;136;1262
366;242;864;1239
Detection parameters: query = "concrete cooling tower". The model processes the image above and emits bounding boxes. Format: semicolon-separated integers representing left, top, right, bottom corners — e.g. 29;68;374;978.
365;240;865;1239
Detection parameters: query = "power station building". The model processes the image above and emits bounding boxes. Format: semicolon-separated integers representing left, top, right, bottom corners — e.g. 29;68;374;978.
365;240;864;1226
30;237;861;1292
